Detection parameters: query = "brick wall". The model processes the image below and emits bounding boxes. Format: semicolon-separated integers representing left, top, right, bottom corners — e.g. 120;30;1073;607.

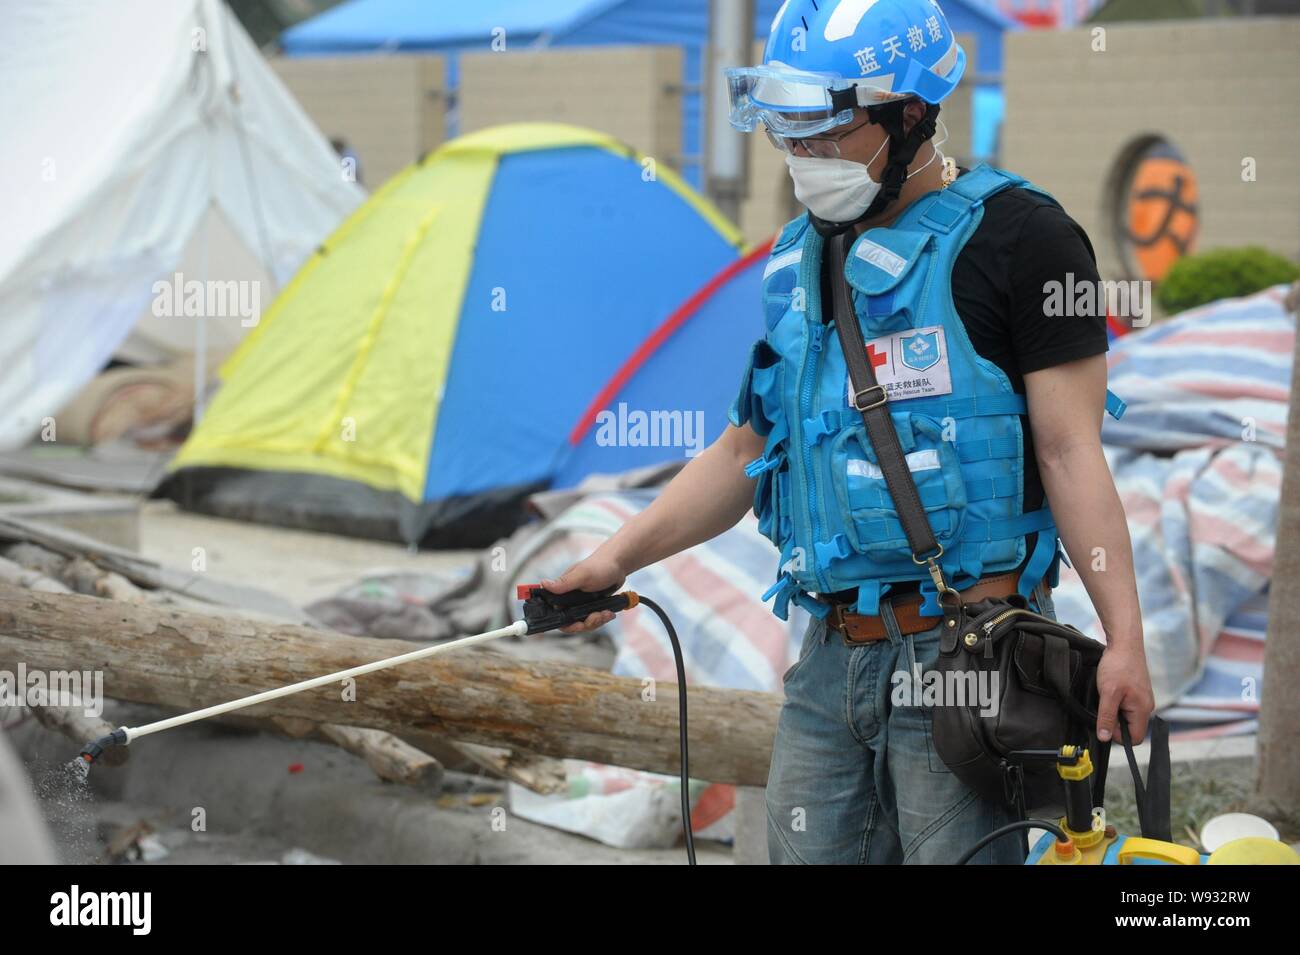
271;54;446;190
457;46;684;168
1003;18;1300;281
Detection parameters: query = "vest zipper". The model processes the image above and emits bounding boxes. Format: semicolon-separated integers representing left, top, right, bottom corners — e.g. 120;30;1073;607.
800;305;828;593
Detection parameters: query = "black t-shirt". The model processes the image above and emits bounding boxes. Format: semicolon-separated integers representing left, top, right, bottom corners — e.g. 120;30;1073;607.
822;174;1108;598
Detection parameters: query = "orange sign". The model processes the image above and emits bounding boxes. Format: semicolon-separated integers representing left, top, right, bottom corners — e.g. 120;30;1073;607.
1124;149;1199;282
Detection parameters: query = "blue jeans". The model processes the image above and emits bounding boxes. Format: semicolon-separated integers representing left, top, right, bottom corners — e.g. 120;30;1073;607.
765;588;1056;865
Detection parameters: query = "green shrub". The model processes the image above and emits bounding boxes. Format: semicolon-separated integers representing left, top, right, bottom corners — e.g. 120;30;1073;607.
1156;246;1299;315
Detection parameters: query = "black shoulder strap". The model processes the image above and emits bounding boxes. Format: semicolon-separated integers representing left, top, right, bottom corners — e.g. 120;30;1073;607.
1091;715;1172;842
826;232;945;586
1125;716;1172;842
830;233;1171;841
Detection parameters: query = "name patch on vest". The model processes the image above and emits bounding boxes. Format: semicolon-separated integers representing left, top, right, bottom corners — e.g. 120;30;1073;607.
853;237;907;277
846;325;953;403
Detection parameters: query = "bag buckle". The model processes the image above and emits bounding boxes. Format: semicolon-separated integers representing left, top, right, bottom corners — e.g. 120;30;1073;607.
912;551;957;600
852;384;887;411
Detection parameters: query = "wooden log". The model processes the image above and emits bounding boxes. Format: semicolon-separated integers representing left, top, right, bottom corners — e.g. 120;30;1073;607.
449;741;566;795
317;724;445;791
61;557;149;604
214;713;445;789
241;714;561;794
0;584;779;786
0;515;310;623
3;550;441;790
0;555;71;594
26;693;129;767
2;542;69;580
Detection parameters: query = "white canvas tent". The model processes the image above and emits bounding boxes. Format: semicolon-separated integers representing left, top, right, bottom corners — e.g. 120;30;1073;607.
0;0;364;450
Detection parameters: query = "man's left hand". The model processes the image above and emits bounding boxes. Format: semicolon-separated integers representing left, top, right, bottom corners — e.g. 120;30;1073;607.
1095;643;1155;744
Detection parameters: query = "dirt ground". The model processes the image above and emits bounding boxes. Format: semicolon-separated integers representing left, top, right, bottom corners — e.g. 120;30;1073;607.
19;496;1290;864
136;497;475;606
8;497;722;864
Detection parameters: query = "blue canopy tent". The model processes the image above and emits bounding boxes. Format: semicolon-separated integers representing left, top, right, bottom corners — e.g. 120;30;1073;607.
280;0;626;53
281;0;1018;181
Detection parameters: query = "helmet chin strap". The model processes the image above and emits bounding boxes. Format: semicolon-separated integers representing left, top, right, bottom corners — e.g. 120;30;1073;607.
810;102;942;237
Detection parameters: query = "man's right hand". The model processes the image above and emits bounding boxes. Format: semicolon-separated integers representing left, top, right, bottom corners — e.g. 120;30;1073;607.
541;550;628;633
534;423;764;634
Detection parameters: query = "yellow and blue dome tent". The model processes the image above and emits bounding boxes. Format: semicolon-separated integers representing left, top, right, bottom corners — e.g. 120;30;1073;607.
160;123;744;546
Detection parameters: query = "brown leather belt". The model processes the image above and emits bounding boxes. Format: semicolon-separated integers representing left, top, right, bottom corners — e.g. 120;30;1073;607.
825;573;1032;644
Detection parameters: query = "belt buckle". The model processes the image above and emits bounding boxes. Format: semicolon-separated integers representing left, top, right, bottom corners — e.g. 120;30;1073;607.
834;604;875;646
827;603;856;645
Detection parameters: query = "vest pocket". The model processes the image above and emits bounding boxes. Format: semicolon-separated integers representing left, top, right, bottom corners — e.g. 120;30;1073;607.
853;283;918;337
746;447;791;546
829;413;967;562
750;339;782;408
763;264;799;332
732;339;783;435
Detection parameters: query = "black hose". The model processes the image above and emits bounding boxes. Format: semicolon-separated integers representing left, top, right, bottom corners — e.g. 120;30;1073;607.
955;818;1069;865
636;595;695;866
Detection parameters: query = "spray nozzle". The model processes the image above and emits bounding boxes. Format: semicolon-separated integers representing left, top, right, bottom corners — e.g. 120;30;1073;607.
516;584;638;635
77;727;129;765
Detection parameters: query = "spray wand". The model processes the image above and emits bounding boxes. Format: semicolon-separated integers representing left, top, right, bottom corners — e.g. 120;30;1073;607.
75;584;697;863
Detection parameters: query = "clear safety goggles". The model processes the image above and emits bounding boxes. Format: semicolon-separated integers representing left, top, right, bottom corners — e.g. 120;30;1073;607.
763;118;875;159
726;65;861;138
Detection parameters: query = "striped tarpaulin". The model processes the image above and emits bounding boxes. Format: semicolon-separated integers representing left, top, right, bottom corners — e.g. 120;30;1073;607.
1161;590;1267;739
507;492;811;847
510;491;812;692
1051;284;1292;728
507;284;1294;842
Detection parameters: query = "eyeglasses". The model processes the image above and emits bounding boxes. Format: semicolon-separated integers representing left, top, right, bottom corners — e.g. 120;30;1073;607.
764;116;875;159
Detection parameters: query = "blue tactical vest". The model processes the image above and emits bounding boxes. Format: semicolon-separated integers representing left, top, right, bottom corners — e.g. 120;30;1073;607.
729;165;1126;621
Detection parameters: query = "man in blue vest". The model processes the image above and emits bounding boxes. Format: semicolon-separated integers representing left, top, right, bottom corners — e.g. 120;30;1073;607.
544;0;1154;864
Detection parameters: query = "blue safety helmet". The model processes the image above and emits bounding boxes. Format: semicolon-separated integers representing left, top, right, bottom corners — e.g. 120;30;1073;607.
728;0;966;138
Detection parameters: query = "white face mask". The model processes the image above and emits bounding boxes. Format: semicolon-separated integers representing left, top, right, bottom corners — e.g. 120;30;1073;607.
785;122;948;223
784;136;889;223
